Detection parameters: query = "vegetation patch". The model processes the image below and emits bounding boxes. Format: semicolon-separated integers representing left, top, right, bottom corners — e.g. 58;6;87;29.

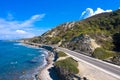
55;57;79;74
51;37;61;44
57;51;67;57
93;48;116;60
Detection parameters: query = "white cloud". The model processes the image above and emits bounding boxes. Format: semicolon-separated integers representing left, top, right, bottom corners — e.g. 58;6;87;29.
94;8;112;15
20;14;45;27
16;30;27;34
80;8;112;19
0;14;45;40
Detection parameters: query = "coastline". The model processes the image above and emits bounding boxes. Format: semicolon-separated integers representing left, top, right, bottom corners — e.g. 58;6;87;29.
20;42;55;80
37;51;54;80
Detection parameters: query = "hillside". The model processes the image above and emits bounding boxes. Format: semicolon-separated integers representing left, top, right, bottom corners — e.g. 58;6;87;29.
27;9;120;65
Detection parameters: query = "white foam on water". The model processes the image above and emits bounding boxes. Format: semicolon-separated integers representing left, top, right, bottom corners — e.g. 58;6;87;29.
10;61;18;64
41;54;45;57
19;49;49;80
27;53;35;56
14;43;23;46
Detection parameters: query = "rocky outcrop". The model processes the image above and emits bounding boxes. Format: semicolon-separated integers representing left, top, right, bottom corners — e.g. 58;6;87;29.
66;34;100;56
112;55;120;65
42;22;75;38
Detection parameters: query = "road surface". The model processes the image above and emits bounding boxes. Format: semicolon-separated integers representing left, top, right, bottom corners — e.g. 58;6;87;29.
55;47;120;79
23;42;120;79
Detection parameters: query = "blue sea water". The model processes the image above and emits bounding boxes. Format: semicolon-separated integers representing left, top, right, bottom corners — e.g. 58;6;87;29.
0;40;48;80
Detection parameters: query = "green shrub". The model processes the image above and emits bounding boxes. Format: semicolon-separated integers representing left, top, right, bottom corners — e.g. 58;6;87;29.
57;51;67;57
51;37;61;44
102;40;114;50
55;57;79;74
93;48;115;59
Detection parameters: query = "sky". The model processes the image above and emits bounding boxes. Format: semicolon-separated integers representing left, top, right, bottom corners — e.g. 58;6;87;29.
0;0;120;40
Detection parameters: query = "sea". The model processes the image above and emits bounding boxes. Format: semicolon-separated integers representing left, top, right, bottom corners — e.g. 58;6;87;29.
0;40;48;80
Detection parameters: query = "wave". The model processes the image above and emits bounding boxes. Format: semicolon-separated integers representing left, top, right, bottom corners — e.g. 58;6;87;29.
10;61;18;64
16;43;49;80
43;50;49;57
28;56;41;63
14;43;23;46
27;53;35;56
14;42;40;49
41;54;45;57
19;51;48;80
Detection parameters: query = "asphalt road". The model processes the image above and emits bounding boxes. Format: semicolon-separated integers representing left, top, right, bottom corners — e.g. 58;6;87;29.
56;47;120;79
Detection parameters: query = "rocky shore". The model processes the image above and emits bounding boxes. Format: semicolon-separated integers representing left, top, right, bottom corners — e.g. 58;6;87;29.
36;51;54;80
21;42;57;80
21;42;81;80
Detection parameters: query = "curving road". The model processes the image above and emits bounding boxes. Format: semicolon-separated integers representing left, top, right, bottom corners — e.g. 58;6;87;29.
24;43;120;79
55;46;120;79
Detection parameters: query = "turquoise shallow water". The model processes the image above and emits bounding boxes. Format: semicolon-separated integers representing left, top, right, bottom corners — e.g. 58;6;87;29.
0;40;48;80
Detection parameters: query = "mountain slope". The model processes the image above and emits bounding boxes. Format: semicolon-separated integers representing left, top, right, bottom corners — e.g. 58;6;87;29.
27;9;120;65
